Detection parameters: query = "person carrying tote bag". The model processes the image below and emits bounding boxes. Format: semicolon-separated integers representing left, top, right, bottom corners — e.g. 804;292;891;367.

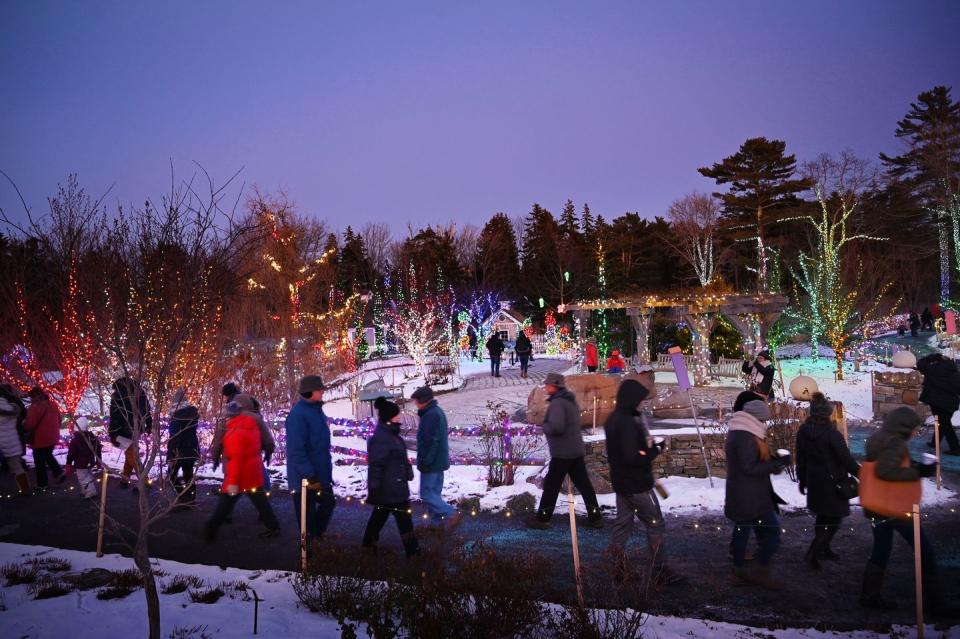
857;407;956;619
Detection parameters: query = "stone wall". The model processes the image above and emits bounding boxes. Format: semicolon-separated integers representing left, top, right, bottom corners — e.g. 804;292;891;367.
872;371;930;421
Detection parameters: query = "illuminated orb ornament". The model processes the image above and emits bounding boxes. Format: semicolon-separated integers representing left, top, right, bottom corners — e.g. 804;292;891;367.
892;350;917;369
789;375;819;401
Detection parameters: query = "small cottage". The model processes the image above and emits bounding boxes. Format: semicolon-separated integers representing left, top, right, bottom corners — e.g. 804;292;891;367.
483;301;527;342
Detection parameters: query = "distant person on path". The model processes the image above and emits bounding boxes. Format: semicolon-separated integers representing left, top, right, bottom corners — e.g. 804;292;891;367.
921;307;934;332
584;337;599;373
167;388;200;507
741;350;775;401
412;386;460;528
527;373;603;529
606;349;626;373
604;379;681;585
66;416;102;498
362;397;419;557
725;399;789;590
203;396;280;541
468;327;478;360
486;333;505;377
795;393;860;569
108;376;152;489
286;376;335;553
909;312;921;338
858;408;954;617
916;353;960;455
0;384;30;495
515;331;533;378
24;386;65;488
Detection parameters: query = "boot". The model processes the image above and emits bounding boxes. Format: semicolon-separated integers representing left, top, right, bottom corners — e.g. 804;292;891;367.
15;473;31;495
818;528;839;560
805;529;827;570
860;562;896;609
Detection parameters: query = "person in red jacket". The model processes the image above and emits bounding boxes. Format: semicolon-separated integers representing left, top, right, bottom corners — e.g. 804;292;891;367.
606;350;627;374
203;408;280;541
584;338;599;373
24;387;65;488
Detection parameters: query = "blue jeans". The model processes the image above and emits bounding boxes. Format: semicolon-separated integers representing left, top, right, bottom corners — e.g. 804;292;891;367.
490;355;501;376
420;471;454;521
730;511;781;567
868;517;937;571
292;486;336;539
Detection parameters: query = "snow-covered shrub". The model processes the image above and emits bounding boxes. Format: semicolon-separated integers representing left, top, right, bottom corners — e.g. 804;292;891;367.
28;576;73;599
1;561;39;586
161;573;205;595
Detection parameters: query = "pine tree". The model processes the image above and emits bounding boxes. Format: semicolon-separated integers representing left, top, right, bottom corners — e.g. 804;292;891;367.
520;204;563;309
880;86;960;301
560;199;579;238
476;212;521;295
699;137;812;291
581;203;595;238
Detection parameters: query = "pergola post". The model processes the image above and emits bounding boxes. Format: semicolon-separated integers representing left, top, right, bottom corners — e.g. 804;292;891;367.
683;311;716;386
626;307;652;365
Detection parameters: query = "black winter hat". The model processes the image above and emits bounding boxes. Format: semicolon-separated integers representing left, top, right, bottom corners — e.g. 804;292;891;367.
375;397;401;422
298;375;326;395
411;386;434;403
808;393;834;420
222;382;239;399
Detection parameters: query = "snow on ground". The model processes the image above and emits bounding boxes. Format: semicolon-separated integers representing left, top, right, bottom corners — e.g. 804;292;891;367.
2;543;954;639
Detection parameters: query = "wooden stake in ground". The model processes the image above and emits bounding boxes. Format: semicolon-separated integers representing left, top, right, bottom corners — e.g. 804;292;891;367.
913;503;924;638
592;396;598;436
686;390;714;488
96;469;109;557
300;478;308;572
566;478;585;609
934;416;942;491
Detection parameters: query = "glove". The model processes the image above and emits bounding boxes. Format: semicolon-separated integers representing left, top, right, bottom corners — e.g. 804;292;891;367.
777;453;792;466
798;482;806;495
915;462;938;478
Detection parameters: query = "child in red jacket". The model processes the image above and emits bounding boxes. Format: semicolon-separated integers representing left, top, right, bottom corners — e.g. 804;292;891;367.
606;350;627;374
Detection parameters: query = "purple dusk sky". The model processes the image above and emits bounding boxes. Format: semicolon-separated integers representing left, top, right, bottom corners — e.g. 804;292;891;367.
1;1;959;235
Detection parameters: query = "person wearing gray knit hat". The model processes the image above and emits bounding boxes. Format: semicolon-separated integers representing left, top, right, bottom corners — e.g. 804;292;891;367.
410;386;434;404
796;391;860;570
544;372;565;388
724;398;788;589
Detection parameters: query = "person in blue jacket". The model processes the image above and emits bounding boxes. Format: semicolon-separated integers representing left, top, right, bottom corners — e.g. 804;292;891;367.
285;375;334;553
412;386;460;528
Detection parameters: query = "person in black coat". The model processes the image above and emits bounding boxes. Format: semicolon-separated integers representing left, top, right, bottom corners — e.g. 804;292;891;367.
108;376;152;488
741;350;775;401
362;397;419;557
515;332;533;378
796;393;860;569
486;333;505;377
605;380;680;584
167;388;200;506
909;312;921;337
921;307;934;332
916;353;960;454
725;399;789;589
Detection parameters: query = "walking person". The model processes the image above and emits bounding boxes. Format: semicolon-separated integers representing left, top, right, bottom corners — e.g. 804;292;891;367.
515;331;533;378
741;350;775;402
286;375;335;554
921;307;934;332
167;388;200;507
584;337;599;373
725;399;789;589
203;398;280;541
66;416;102;499
486;333;505;377
412;386;460;527
858;407;957;618
108;376;152;489
24;387;65;488
909;312;921;338
916;352;960;455
605;379;681;585
210;392;275;481
527;373;603;529
362;397;419;557
0;384;30;495
795;393;860;569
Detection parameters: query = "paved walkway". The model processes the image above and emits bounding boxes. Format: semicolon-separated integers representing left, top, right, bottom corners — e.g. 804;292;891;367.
458;357;573;391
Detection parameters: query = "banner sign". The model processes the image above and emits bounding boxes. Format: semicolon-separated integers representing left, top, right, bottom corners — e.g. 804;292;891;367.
668;346;692;391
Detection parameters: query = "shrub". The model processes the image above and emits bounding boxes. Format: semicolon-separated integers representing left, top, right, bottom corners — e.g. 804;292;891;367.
27;557;72;572
97;585;137;600
162;574;206;595
28;577;73;600
2;562;39;586
188;585;225;604
168;625;212;639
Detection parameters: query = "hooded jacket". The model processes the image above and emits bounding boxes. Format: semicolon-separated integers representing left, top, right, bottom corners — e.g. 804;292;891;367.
796;417;860;517
916;353;960;412
209;393;275;465
24;396;62;449
67;430;102;469
515;333;532;356
167;404;201;463
584;342;599;368
486;334;505;357
865;407;922;482
222;413;265;494
0;396;24;458
604;380;657;494
724;412;786;521
542;388;585;459
108;378;152;443
415;400;450;473
367;420;413;505
285;398;332;490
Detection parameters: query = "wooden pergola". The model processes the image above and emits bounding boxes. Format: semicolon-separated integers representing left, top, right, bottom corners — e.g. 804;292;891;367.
562;293;789;384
